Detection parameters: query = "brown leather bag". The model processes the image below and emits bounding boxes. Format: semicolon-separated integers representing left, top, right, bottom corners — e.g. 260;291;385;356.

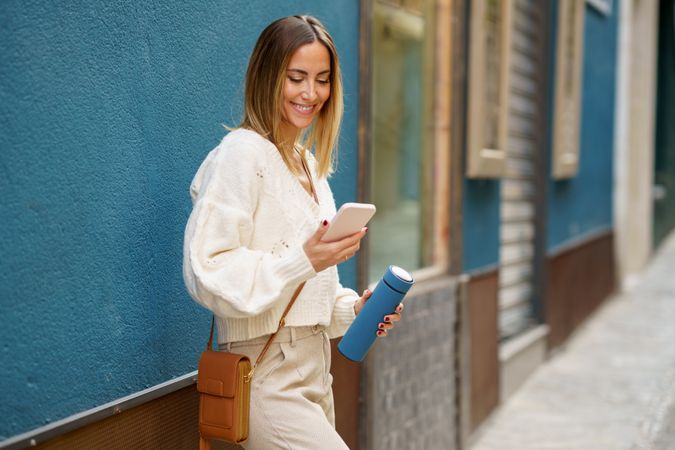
197;283;305;449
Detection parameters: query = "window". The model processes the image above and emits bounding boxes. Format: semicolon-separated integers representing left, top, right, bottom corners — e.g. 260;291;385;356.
368;0;450;281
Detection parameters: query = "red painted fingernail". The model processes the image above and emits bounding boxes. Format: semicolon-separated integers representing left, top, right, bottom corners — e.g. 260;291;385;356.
378;323;385;329
384;317;391;323
364;227;368;233
322;220;328;227
377;331;384;336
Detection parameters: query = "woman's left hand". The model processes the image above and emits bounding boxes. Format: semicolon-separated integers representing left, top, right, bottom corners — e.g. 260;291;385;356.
353;289;405;337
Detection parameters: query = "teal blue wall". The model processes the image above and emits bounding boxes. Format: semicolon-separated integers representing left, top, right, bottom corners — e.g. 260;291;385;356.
546;2;618;251
462;180;501;272
0;1;360;439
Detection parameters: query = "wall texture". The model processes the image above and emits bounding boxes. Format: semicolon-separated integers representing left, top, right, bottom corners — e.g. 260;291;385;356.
546;2;619;251
0;0;360;439
466;269;499;432
462;179;501;272
546;232;615;348
367;278;458;450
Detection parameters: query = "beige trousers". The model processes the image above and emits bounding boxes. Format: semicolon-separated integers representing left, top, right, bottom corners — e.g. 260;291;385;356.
220;326;349;450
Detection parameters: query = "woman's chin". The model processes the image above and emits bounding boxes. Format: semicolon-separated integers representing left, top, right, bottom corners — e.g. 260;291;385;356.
291;119;314;131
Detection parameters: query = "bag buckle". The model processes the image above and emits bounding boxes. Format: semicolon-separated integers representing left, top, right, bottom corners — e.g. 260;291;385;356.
244;367;255;383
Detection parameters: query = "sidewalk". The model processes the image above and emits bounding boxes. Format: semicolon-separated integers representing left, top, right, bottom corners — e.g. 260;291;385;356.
470;231;675;450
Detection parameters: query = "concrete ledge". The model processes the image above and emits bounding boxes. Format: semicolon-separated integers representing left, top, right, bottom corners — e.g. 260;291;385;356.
499;324;549;402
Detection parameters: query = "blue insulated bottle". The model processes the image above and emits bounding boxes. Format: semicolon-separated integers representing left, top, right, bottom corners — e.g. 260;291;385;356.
338;265;414;362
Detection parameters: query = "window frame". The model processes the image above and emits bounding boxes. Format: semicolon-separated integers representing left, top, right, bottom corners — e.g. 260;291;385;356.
465;0;514;179
552;0;585;179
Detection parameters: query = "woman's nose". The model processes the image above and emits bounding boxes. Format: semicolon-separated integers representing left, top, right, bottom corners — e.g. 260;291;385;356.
302;81;317;101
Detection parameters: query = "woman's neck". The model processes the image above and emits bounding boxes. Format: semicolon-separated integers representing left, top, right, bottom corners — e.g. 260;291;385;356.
279;121;300;152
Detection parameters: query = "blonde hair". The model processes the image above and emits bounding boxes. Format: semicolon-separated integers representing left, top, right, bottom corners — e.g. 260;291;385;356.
239;15;343;178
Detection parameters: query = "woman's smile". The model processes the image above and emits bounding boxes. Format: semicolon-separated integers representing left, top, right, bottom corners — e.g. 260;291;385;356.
290;102;317;114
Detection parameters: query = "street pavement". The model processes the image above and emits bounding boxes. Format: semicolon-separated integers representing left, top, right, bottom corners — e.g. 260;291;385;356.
470;230;675;450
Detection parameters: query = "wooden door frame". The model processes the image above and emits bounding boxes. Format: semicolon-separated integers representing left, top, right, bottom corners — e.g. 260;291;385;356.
532;0;552;326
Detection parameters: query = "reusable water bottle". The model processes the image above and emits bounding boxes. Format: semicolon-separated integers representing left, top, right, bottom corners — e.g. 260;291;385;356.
338;265;414;362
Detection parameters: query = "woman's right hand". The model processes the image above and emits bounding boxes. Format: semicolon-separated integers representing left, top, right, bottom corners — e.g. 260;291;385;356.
303;220;367;273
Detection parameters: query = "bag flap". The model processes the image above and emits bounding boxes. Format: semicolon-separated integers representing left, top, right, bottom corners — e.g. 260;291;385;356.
197;350;251;398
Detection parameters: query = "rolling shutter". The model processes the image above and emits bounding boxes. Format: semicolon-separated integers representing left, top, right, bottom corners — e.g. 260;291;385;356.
499;0;543;339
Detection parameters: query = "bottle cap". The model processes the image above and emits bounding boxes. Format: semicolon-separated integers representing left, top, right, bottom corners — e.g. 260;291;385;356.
383;265;414;294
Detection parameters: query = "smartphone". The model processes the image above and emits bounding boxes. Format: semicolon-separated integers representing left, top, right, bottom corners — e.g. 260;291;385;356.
321;203;376;242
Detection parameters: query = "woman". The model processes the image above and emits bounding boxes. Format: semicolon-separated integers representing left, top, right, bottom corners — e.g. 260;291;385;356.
183;15;404;449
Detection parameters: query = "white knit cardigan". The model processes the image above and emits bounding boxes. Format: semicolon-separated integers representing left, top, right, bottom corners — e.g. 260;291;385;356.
183;128;359;343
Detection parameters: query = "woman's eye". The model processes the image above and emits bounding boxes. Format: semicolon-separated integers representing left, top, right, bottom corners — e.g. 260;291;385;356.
288;77;303;83
317;79;330;85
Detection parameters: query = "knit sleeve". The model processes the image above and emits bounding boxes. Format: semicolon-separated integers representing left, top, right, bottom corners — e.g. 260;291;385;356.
326;280;359;339
183;135;316;319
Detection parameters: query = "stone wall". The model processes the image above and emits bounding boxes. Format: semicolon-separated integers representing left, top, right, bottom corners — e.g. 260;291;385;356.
365;277;458;450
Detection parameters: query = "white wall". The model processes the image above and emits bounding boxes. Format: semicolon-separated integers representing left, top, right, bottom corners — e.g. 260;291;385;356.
614;0;660;288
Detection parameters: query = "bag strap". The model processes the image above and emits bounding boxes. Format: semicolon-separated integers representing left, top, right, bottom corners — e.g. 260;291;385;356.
206;281;307;382
296;147;319;204
240;148;315;378
248;282;305;380
204;148;317;382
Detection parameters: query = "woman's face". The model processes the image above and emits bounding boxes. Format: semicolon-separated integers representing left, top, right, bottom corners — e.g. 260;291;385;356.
280;40;331;142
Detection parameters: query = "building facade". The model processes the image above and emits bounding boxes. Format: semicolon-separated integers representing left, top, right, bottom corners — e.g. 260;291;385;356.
1;0;673;449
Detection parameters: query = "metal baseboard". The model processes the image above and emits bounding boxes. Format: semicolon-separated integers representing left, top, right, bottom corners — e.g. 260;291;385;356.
1;372;198;450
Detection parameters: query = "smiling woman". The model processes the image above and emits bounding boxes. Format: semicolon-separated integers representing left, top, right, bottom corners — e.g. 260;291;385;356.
182;15;405;450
